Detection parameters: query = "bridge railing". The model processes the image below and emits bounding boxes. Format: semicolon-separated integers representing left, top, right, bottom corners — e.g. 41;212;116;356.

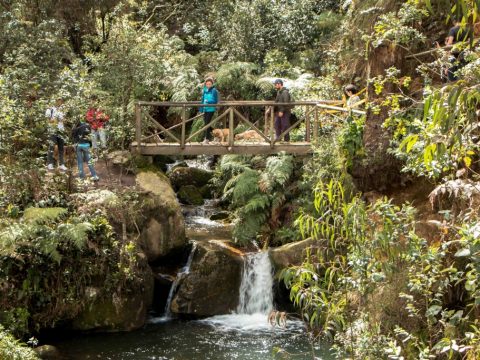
134;100;365;151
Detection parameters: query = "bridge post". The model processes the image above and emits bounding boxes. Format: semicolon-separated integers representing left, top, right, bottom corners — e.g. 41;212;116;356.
313;106;319;143
305;105;311;142
181;105;186;149
229;107;235;147
270;106;275;148
135;102;141;153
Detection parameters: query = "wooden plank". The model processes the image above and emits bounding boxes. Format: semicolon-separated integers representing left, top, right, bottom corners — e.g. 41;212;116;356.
145;113;180;143
131;142;314;156
316;103;366;115
232;108;270;142
137;100;340;107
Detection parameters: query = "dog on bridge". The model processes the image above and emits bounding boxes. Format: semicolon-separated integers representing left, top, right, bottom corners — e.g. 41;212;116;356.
268;310;287;328
234;130;265;142
212;128;230;143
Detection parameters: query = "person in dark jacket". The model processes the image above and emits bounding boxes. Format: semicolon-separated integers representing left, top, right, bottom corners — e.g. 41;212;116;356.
445;18;473;81
274;79;292;142
72;119;99;181
199;78;219;144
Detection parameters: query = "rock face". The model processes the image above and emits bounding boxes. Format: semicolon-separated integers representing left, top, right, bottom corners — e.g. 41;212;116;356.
168;166;213;191
72;265;154;332
135;171;187;262
177;185;204;205
269;238;320;271
170;240;244;317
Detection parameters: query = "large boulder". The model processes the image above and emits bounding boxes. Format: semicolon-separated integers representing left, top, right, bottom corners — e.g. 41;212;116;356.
72;265;154;332
168;166;213;191
170;240;244;317
177;185;204;205
135;171;186;262
269;238;320;272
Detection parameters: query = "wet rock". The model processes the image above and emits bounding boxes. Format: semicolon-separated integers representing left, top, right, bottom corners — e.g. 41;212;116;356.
177;185;204;206
135;171;186;262
168;167;213;191
107;150;131;166
209;211;230;221
34;345;62;360
269;238;320;271
72;265;154;332
171;240;244;317
167;161;188;174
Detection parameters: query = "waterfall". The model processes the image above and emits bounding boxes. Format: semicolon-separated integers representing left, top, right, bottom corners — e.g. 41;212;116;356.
237;251;273;315
162;242;197;320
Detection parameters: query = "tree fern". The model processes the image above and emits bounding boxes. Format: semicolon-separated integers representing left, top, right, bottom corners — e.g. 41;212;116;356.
57;222;93;250
232;169;260;206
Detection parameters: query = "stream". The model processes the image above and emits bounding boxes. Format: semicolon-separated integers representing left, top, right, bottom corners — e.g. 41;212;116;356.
53;165;334;359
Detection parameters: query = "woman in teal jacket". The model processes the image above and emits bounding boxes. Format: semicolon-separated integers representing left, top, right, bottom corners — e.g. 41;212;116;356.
200;78;219;144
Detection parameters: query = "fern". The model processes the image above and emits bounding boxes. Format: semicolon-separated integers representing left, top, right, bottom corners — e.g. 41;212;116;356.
232;169;260;206
243;194;270;213
57;222;93;250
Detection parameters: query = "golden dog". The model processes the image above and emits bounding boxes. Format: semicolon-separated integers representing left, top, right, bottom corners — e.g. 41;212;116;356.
234;130;265;142
53;144;76;168
212;128;230;142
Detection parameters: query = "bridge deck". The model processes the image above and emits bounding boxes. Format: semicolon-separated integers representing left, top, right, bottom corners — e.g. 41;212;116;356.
131;141;314;156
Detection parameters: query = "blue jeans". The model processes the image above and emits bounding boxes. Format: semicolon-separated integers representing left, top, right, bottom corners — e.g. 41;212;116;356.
76;144;97;178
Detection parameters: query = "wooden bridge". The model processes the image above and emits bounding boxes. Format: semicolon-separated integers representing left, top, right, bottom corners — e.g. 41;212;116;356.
132;100;365;156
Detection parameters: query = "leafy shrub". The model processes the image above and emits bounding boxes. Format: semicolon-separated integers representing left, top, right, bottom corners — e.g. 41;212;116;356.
0;325;38;360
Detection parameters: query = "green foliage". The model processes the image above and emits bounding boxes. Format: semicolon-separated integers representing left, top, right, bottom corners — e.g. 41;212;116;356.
0;325;39;360
339;115;366;168
366;1;427;48
214;153;295;245
389;81;480;180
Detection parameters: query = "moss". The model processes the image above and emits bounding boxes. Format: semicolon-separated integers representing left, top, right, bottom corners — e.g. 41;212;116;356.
177;185;204;206
22;207;67;224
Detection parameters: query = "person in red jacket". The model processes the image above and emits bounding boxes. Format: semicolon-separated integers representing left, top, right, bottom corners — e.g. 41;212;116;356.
86;96;109;151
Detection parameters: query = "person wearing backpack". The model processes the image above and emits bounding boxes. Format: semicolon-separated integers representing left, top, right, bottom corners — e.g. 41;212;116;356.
273;79;292;142
72;118;99;181
45;97;67;171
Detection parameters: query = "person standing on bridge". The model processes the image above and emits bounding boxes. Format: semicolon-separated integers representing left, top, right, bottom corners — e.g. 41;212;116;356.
274;79;292;142
200;78;219;145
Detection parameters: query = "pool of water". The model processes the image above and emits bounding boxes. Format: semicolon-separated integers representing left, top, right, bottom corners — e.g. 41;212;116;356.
54;316;334;360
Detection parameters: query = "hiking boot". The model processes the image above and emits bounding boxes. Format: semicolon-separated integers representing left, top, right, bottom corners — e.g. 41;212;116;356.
47;164;54;170
91;176;100;182
58;164;67;171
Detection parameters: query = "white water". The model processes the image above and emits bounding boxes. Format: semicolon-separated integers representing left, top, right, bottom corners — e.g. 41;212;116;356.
200;251;281;331
237;251;274;315
149;242;197;323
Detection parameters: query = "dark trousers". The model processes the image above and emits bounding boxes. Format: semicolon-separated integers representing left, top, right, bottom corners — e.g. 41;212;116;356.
274;112;291;141
47;133;65;166
203;111;214;140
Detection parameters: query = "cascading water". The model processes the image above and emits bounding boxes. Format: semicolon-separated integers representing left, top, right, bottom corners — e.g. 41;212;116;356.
150;242;197;323
237;251;273;315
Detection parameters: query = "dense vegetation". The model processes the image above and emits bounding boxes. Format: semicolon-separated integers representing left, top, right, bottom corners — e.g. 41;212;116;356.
1;0;480;358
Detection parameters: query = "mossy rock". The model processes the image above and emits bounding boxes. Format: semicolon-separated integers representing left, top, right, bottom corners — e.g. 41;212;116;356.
168;167;213;191
135;171;186;261
269;238;321;272
177;185;204;206
23;207;67;224
171;241;243;317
